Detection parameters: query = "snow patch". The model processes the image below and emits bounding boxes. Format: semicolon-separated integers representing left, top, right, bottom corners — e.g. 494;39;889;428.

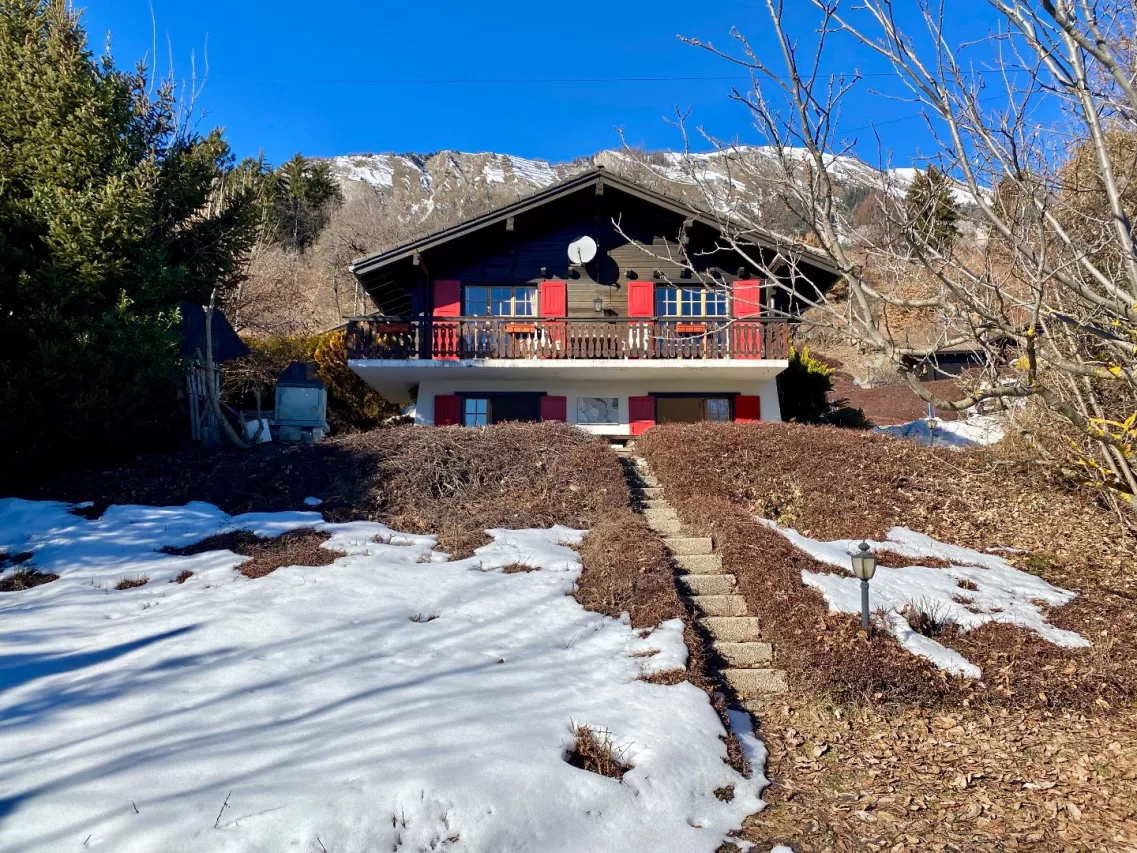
757;518;1088;679
0;498;766;853
877;413;1005;448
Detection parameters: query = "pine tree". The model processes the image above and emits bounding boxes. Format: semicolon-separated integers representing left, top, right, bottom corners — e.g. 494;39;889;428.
270;154;344;251
0;0;258;478
904;166;961;252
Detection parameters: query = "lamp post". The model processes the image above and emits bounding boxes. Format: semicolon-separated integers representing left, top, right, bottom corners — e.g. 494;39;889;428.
850;541;878;630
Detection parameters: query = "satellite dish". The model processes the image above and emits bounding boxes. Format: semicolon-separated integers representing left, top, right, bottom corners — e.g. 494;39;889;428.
567;236;598;265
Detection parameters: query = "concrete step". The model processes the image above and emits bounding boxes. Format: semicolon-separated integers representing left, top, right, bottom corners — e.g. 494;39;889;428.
675;553;723;573
639;486;664;499
680;574;736;596
699;616;762;642
643;507;678;522
664;537;714;555
639;473;659;487
647;517;684;535
715;641;773;667
643;499;672;510
723;668;788;697
692;594;748;617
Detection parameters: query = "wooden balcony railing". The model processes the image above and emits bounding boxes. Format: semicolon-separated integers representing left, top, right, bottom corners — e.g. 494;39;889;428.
346;317;790;361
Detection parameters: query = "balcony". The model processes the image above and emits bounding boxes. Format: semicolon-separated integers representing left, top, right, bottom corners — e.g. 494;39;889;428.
346;317;790;361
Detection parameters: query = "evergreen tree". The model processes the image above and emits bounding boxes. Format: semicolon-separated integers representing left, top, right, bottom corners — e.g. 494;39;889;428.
904;166;960;252
0;0;258;479
270;154;343;251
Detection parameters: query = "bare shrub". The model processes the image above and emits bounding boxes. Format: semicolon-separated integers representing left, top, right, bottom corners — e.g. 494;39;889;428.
565;723;631;781
115;577;150;590
171;570;194;584
902;598;953;638
0;569;59;592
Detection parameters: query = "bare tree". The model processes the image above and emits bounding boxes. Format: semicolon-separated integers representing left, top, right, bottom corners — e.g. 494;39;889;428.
622;0;1137;513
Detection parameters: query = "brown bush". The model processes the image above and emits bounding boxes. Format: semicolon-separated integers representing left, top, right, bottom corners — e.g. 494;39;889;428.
162;529;343;579
0;569;58;592
637;422;1137;712
565;723;631;781
115;576;150;590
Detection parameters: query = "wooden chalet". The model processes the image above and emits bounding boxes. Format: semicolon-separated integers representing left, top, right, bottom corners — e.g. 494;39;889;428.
345;167;840;435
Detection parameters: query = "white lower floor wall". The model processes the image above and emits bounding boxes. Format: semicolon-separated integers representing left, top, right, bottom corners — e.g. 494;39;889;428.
414;376;783;434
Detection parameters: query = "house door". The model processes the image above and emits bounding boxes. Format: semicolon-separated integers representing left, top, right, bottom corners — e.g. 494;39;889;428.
655;396;733;424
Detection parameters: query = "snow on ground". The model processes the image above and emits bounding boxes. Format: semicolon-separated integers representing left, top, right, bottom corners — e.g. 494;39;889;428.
877;413;1005;448
758;519;1088;679
0;499;765;853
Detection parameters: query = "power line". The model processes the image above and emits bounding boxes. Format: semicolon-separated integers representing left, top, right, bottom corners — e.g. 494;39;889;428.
237;69;1034;86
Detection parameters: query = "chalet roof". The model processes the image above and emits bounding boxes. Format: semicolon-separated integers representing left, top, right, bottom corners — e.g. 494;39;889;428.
348;167;840;280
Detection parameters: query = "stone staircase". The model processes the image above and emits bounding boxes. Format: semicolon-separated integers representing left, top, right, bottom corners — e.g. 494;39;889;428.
614;444;788;698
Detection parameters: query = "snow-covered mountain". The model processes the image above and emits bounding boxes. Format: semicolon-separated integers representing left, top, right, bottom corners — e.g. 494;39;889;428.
322;147;979;242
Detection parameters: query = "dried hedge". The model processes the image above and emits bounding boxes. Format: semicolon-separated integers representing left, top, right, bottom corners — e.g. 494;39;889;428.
637;422;1137;711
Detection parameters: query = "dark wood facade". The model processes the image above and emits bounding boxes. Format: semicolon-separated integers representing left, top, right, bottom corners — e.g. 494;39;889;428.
350;169;840;323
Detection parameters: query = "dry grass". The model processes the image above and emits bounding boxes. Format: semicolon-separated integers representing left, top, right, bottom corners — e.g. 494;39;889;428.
743;697;1137;852
162;529;343;579
115;576;150;590
565;723;631;781
500;562;537;574
638;421;1137;851
171;570;194;584
0;569;59;592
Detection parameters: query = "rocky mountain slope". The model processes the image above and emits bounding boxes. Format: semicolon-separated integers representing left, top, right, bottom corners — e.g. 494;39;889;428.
323;147;976;242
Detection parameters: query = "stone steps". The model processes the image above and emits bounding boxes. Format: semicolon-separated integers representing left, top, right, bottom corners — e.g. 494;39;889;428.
699;616;763;643
715;641;773;667
723;668;789;698
675;553;724;573
692;594;748;617
680;574;736;596
663;537;714;555
624;454;787;701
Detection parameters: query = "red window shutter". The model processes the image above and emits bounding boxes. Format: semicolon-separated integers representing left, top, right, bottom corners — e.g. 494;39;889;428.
433;280;461;317
627;281;655;318
628;395;655;436
733;279;764;318
734;395;761;423
540;280;567;318
540;395;567;422
434;394;461;426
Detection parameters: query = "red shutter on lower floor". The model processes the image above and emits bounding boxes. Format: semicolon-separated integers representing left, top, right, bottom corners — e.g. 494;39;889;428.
628;395;655;436
435;394;461;426
734;395;761;423
540;395;567;422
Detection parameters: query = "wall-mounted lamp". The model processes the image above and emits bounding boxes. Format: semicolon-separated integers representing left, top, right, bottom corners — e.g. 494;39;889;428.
593;297;604;313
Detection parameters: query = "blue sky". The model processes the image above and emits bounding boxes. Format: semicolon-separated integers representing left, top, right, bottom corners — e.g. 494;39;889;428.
81;0;1008;168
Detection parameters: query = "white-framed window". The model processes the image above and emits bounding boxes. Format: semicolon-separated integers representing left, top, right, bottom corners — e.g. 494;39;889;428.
463;397;489;426
464;285;537;317
655;286;730;317
705;398;731;422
